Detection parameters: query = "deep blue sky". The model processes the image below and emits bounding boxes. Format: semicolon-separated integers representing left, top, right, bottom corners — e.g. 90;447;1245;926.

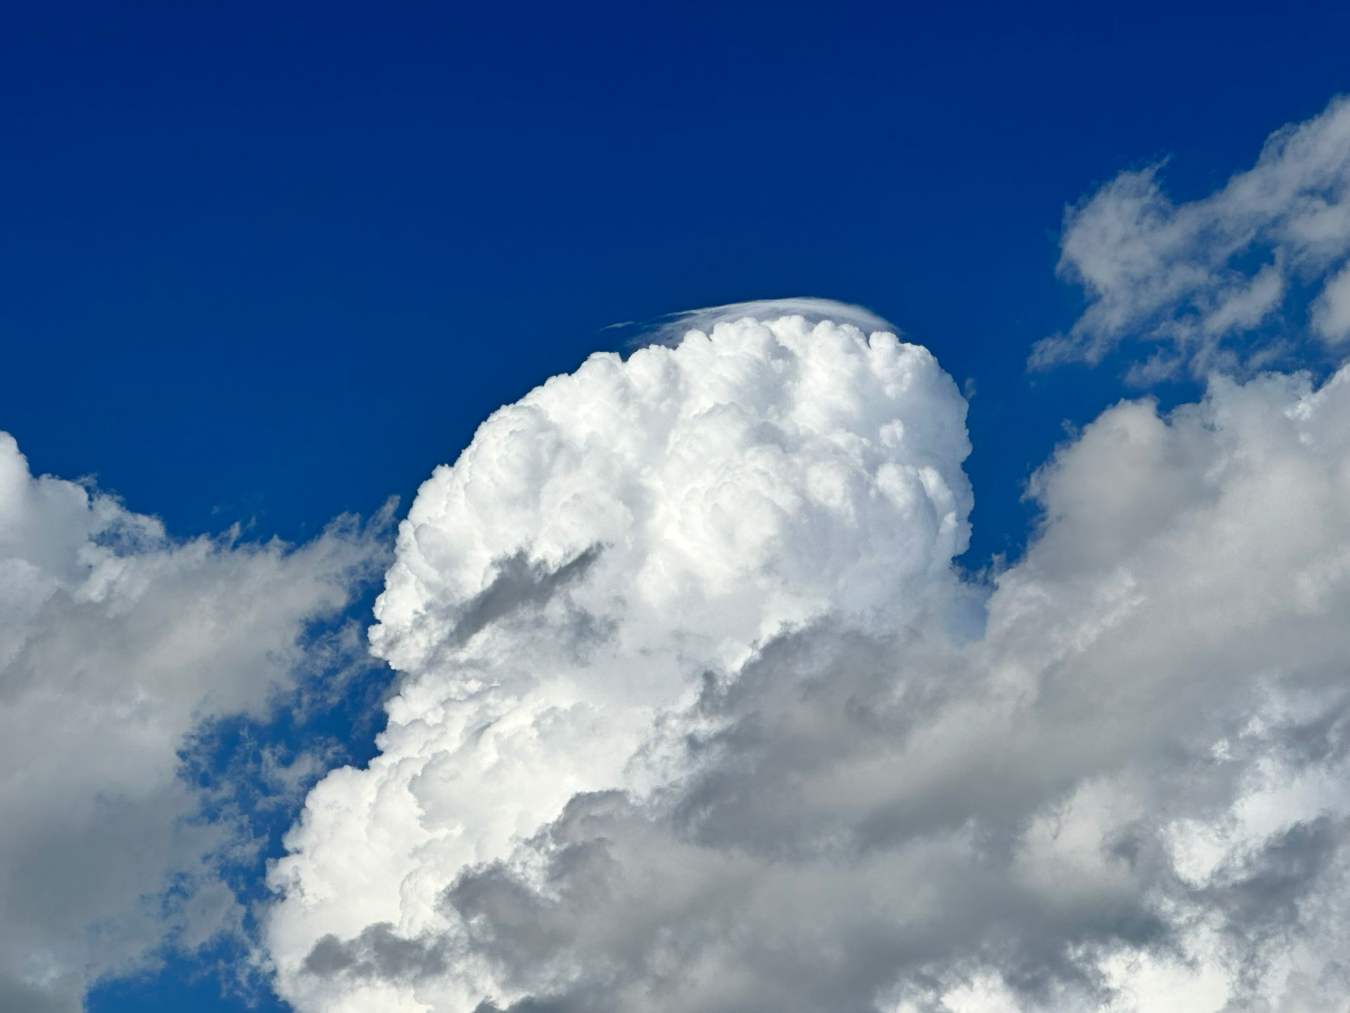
9;1;1349;565
3;3;1348;1008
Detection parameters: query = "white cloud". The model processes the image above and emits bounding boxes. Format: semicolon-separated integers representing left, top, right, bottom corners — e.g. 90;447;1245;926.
1033;95;1350;377
0;433;385;1011
266;310;975;1012
267;304;1350;1011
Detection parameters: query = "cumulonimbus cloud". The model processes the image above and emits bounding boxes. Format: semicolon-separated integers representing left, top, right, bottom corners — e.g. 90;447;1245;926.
1033;94;1350;381
266;295;1350;1011
0;434;388;1012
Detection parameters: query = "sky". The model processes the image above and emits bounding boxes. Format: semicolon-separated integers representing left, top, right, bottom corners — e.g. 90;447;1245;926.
5;4;1350;1012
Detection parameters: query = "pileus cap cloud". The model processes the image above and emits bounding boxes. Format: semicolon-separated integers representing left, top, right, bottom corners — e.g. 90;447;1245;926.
0;434;385;1012
266;311;975;1012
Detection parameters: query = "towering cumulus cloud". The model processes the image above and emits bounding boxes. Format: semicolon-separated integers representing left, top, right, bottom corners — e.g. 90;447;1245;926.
270;308;1350;1011
267;314;974;1011
0;435;383;1012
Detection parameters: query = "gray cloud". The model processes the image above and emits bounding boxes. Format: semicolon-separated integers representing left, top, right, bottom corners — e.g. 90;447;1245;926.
305;924;452;982
444;545;606;649
0;432;389;1009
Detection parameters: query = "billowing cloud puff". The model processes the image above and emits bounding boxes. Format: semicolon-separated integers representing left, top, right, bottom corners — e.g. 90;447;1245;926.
1033;95;1350;380
0;434;385;1012
268;304;1350;1011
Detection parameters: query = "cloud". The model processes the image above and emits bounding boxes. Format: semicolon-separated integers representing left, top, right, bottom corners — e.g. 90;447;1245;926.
0;433;387;1011
640;298;898;347
266;312;975;1012
1033;95;1350;379
266;300;1350;1011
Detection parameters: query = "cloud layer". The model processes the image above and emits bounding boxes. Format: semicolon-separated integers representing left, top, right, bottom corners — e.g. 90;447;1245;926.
0;434;385;1011
1034;95;1350;380
268;301;1350;1011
